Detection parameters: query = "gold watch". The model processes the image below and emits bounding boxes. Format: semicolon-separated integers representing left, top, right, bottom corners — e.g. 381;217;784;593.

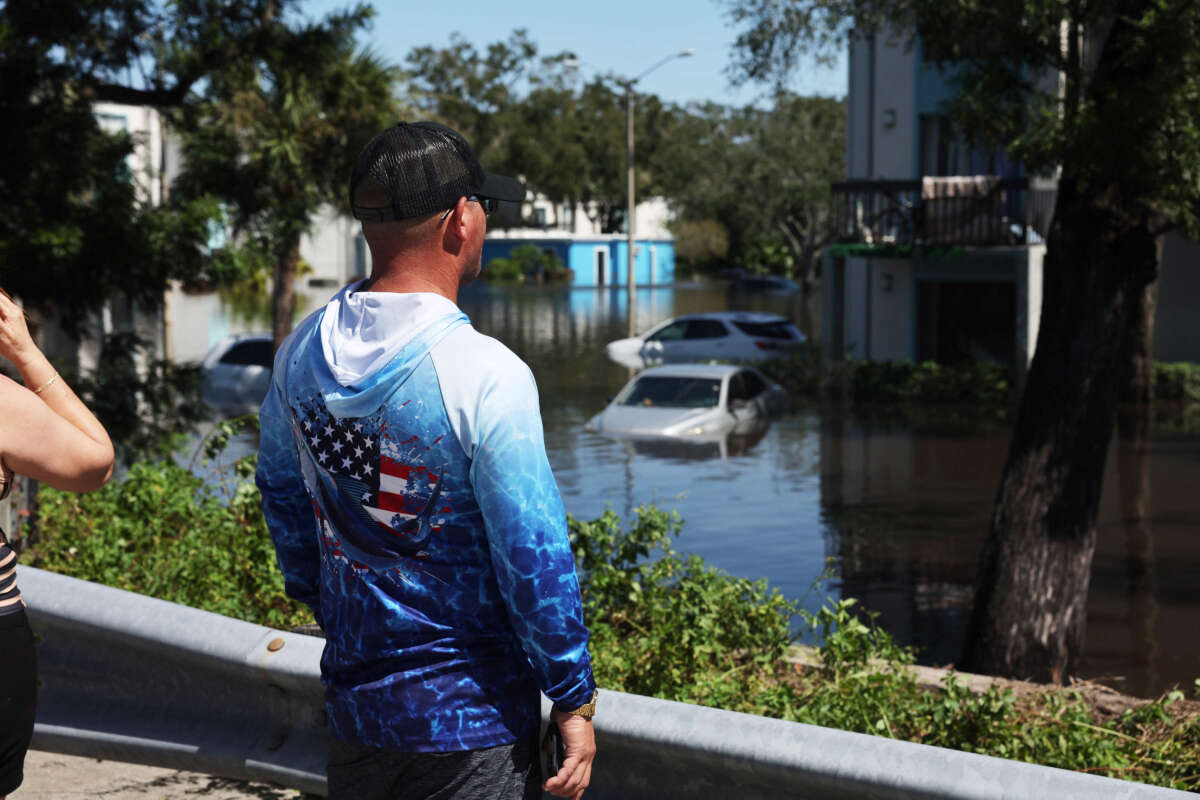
561;689;598;720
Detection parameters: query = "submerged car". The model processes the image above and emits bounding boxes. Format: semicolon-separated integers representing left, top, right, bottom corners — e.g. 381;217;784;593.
585;363;787;440
202;332;274;415
603;311;806;369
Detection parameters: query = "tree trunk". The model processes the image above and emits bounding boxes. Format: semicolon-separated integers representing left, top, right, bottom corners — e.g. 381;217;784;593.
271;236;300;354
1116;271;1159;695
958;177;1160;683
1117;397;1158;695
1118;271;1159;409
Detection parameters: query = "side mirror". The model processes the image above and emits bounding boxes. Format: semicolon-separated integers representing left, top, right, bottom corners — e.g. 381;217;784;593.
730;399;748;413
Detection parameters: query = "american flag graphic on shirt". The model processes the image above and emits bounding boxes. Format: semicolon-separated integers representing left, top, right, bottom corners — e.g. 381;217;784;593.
299;405;444;550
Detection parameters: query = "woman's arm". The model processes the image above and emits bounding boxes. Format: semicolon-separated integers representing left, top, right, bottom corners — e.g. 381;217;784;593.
0;293;114;492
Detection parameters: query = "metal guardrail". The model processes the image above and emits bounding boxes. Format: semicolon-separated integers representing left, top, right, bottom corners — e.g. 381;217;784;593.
20;566;1192;799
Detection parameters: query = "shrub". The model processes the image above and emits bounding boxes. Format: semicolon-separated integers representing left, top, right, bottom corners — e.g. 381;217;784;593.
1154;362;1200;404
569;505;796;707
754;355;1010;409
31;426;310;630
569;507;1200;791
483;244;568;283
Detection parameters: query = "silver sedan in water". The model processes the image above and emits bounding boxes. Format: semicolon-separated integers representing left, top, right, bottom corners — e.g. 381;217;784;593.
604;311;806;369
585;363;787;439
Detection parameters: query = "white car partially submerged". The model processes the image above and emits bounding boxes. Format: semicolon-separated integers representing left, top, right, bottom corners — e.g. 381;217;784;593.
202;333;274;415
585;364;787;439
604;311;806;369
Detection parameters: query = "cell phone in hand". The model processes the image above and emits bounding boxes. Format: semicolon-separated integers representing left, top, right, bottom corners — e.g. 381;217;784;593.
540;720;567;779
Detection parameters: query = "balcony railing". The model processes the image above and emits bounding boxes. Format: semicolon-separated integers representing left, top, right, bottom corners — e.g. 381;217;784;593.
830;176;1058;248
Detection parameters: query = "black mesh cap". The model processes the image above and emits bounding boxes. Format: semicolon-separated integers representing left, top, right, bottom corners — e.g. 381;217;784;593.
349;121;526;222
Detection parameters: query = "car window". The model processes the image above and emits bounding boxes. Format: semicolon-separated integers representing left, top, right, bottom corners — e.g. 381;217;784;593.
683;320;730;339
645;321;689;342
219;339;274;368
616;376;722;408
727;373;749;403
733;321;795;339
742;371;767;397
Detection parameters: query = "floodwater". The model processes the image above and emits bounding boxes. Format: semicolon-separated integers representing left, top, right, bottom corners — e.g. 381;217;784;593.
207;281;1200;698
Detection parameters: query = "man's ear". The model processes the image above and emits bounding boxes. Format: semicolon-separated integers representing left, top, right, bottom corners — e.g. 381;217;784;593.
445;195;471;243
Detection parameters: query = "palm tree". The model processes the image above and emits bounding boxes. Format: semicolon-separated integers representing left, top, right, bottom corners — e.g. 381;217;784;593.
174;7;403;350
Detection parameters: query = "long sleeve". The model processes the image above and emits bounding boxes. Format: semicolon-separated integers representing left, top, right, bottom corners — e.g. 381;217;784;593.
256;379;323;627
469;364;596;710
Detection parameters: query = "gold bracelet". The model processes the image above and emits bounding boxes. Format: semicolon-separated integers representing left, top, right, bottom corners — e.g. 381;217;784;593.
32;373;59;395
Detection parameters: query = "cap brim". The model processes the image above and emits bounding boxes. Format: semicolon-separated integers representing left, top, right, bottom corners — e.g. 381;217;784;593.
478;172;527;203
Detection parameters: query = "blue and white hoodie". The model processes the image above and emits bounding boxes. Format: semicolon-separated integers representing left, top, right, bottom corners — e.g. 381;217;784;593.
256;283;595;753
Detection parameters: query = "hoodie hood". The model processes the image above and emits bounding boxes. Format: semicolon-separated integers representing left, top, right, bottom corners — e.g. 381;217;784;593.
314;282;468;418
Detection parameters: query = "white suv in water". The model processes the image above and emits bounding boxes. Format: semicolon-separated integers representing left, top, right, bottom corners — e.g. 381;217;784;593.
604;312;806;369
202;333;274;415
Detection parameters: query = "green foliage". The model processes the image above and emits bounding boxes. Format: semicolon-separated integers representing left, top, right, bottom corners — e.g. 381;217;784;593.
570;505;798;707
483;244;568;284
1153;362;1200;404
670;219;730;270
70;333;210;463
754;356;1200;421
32;435;308;630
570;507;1200;790
171;5;404;346
723;1;1200;238
740;237;796;275
408;30;843;259
753;354;1011;409
841;359;1010;406
0;0;332;333
655;93;845;284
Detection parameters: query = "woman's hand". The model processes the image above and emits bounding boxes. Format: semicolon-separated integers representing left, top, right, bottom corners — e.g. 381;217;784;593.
0;291;38;369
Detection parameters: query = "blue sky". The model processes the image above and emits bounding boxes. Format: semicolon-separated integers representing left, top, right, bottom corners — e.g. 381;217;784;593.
303;0;846;108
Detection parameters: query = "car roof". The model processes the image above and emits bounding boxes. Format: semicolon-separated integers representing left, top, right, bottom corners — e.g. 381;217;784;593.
674;311;790;324
635;363;744;379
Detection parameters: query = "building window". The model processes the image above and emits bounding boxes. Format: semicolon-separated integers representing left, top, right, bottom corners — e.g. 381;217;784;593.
919;114;971;177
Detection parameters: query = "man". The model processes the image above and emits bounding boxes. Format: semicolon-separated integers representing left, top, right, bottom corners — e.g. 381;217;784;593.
257;121;597;800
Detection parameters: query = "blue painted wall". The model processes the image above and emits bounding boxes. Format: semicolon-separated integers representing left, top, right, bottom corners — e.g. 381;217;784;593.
482;237;675;287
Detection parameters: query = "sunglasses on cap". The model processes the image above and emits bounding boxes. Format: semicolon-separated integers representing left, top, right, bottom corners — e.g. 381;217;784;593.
440;195;495;222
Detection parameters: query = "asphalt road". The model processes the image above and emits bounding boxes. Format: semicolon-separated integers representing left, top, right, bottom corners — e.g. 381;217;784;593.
15;750;309;799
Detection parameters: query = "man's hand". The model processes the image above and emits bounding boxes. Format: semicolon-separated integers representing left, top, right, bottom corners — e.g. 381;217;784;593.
543;709;596;800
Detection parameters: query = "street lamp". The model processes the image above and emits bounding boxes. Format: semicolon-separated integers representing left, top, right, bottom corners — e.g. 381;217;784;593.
624;50;691;338
565;49;695;338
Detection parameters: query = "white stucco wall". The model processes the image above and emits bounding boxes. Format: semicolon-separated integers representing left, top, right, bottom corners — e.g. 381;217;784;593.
847;34;873;179
843;257;870;359
300;206;366;288
869;258;915;361
94;102;167;206
871;30;916;179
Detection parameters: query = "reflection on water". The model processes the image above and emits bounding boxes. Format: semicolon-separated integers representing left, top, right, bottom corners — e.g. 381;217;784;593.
201;282;1200;696
819;413;1200;698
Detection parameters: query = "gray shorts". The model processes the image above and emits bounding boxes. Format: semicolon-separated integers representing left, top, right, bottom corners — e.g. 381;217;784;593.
326;734;542;800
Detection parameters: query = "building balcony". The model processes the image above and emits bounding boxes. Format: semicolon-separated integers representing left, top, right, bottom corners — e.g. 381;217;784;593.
830;176;1058;249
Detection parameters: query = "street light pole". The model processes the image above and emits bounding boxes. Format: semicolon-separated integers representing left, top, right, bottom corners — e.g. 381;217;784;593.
619;48;694;340
563;50;693;338
625;81;636;338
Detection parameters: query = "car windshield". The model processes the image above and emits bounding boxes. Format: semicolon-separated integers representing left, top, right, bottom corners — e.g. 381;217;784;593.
616;376;722;409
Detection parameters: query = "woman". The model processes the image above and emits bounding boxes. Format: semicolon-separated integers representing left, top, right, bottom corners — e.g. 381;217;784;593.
0;290;113;799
